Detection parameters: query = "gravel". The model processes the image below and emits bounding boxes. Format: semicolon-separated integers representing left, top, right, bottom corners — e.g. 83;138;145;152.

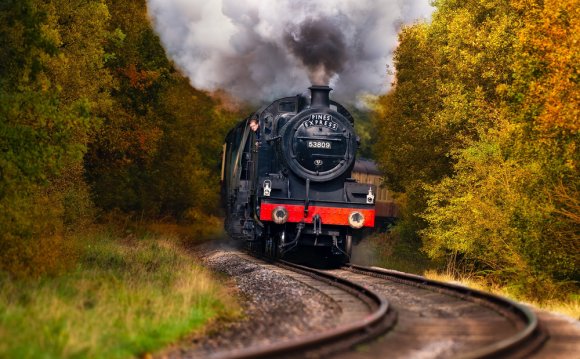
160;242;342;358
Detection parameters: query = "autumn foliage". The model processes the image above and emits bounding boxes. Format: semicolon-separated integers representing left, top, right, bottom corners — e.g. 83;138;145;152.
0;0;236;277
0;0;109;276
373;0;578;298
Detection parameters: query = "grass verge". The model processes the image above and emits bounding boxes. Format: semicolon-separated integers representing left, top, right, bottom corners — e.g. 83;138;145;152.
365;231;580;320
0;224;240;358
423;270;580;319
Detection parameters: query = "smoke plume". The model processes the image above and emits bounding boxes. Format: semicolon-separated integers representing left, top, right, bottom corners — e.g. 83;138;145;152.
285;18;347;86
146;0;433;105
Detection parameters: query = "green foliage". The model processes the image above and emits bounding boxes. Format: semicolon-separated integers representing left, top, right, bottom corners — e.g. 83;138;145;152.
373;23;451;194
150;76;235;218
373;0;579;299
85;0;238;219
350;108;373;158
1;0;236;277
0;0;110;277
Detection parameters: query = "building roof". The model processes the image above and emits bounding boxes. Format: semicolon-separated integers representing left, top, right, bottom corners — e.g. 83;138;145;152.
353;158;381;175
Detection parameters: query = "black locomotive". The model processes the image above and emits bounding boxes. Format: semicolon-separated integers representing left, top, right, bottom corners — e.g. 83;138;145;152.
221;86;376;263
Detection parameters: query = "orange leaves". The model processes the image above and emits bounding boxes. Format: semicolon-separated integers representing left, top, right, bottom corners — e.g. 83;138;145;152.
135;126;163;156
515;0;580;136
121;63;160;90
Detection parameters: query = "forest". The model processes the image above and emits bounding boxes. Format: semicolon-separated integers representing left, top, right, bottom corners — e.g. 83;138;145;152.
373;0;578;298
1;0;578;301
0;0;237;277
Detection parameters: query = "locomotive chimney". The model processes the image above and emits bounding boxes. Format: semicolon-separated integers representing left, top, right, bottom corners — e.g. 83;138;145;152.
309;85;332;108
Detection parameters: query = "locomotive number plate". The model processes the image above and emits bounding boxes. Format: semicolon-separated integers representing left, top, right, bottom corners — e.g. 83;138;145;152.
308;141;331;149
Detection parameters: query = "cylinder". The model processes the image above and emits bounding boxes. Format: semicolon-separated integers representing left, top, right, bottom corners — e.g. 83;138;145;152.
309;85;332;108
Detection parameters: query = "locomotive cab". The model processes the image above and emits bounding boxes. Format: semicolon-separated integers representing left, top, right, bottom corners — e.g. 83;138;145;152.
222;86;376;264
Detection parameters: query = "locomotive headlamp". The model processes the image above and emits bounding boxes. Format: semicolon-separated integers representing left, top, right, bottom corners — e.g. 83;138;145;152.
348;211;365;229
272;206;289;224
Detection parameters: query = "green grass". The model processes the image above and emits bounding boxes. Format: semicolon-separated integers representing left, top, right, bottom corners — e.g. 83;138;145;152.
0;227;240;358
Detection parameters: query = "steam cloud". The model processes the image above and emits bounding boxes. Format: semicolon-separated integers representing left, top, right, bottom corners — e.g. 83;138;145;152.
146;0;433;105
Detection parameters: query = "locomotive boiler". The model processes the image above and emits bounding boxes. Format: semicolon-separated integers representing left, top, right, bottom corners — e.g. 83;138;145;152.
221;86;376;263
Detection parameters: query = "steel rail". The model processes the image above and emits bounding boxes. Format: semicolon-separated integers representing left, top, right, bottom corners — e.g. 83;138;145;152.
345;264;548;359
211;259;397;359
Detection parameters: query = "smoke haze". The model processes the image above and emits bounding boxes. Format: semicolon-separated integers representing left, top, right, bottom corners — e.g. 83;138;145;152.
146;0;433;105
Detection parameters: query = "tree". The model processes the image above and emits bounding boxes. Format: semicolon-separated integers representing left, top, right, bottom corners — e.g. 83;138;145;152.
0;0;111;276
373;0;579;298
85;0;238;219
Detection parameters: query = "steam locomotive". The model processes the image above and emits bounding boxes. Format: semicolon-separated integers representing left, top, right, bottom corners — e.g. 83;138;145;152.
221;86;376;263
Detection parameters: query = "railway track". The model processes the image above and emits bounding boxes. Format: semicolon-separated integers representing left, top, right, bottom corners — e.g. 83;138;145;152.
179;247;555;359
218;256;547;358
210;256;397;359
329;264;548;358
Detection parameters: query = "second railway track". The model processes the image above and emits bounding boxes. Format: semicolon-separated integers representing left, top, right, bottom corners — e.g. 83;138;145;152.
327;264;548;358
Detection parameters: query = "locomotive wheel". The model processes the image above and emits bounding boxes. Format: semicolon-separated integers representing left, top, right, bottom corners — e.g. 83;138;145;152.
246;237;265;256
256;238;265;256
246;239;254;254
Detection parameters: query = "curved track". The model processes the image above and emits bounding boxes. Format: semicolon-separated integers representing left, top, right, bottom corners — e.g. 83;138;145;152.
196;248;549;358
212;256;397;359
327;264;548;358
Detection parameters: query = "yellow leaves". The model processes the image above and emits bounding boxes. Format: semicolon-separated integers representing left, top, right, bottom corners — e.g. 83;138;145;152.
375;0;579;295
